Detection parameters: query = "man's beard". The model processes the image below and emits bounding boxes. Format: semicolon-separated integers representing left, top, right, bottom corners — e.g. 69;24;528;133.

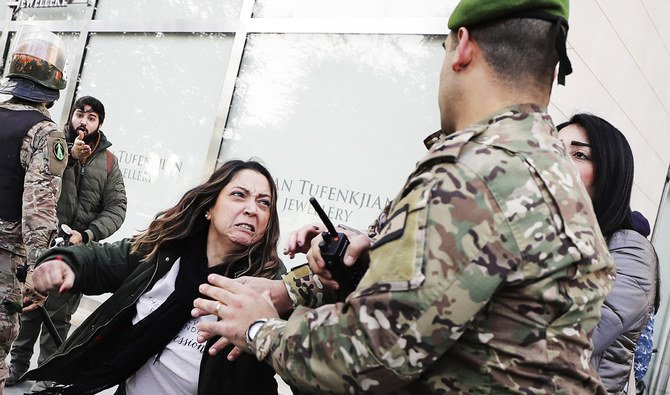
68;122;100;144
82;128;100;145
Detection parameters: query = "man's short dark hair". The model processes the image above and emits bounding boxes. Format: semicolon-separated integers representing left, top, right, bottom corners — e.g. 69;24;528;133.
72;95;105;124
453;18;560;90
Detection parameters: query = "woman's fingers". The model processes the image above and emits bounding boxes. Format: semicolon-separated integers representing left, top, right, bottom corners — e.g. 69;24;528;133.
208;336;231;356
197;329;215;344
59;269;75;294
191;307;209;318
284;223;324;258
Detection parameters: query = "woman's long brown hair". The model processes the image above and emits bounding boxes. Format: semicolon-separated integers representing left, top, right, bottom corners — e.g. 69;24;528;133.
130;160;282;279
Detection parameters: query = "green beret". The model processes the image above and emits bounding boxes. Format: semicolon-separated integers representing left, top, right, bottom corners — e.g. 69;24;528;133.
448;0;569;30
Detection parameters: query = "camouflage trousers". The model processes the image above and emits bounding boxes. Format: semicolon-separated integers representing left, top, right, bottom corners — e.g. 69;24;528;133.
0;249;23;394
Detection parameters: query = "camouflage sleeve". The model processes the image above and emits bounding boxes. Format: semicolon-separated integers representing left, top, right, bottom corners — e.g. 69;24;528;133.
281;264;337;309
252;165;519;393
21;121;68;264
282;208;390;309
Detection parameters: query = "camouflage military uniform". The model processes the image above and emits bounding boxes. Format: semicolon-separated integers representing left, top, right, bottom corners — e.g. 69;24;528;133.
258;104;614;394
0;101;66;384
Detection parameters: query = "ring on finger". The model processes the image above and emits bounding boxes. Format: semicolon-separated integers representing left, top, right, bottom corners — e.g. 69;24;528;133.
214;303;222;315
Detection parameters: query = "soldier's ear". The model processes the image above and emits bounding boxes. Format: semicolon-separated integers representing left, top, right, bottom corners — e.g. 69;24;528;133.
452;27;474;72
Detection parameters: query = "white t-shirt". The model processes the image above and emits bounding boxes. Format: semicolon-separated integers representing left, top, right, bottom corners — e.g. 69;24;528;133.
124;259;216;395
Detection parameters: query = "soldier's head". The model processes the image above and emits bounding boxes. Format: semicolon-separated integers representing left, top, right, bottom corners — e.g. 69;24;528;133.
438;0;570;134
557;114;634;239
0;25;67;104
68;96;105;138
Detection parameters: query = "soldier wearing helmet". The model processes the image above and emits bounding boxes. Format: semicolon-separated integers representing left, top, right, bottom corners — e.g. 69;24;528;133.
0;25;68;391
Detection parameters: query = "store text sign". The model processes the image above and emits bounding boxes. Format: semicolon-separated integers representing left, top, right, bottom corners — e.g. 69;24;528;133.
15;0;69;9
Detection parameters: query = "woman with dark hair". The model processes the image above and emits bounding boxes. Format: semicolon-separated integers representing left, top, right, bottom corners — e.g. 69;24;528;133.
558;114;658;394
24;159;284;395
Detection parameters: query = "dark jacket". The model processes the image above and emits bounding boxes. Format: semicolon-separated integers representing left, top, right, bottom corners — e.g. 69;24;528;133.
26;239;280;395
58;130;126;242
591;230;658;393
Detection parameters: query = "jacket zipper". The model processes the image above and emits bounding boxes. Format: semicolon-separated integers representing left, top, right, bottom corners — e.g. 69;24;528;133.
69;145;104;226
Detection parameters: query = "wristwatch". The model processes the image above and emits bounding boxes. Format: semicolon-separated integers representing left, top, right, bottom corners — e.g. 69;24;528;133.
246;318;270;349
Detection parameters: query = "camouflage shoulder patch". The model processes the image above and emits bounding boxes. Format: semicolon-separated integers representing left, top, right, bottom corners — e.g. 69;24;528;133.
369;204;408;250
53;139;66;161
46;135;67;176
416;129;478;170
423;130;446;149
360;181;432;293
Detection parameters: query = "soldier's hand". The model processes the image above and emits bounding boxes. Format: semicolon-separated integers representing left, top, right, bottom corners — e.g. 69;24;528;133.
22;268;48;313
306;228;372;290
22;296;45;313
68;230;83;245
193;274;279;354
32;259;76;294
283;223;324;259
71;131;92;160
225;346;244;361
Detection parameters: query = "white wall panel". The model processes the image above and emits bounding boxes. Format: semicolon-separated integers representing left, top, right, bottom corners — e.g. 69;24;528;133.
642;0;670;58
551;48;625;120
596;0;670;114
550;52;662;224
553;0;670;228
630;186;659;223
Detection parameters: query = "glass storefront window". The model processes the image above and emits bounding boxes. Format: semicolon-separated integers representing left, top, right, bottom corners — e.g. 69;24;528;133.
0;32;79;124
253;0;457;18
77;33;234;241
95;0;242;20
219;33;445;261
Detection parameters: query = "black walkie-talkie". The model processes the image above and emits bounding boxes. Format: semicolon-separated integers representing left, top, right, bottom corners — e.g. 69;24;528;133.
309;197;367;300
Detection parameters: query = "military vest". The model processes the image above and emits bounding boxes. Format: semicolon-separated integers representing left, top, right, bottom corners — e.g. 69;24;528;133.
0;107;51;222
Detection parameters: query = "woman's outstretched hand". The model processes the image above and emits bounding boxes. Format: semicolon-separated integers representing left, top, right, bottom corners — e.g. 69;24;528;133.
32;259;76;294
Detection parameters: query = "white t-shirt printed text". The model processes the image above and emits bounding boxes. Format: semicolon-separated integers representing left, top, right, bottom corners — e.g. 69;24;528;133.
125;259;217;395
